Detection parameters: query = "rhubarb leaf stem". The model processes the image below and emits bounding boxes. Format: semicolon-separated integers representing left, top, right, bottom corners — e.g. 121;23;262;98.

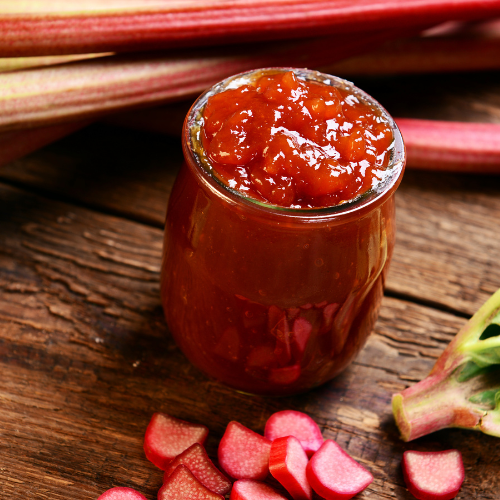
393;288;500;441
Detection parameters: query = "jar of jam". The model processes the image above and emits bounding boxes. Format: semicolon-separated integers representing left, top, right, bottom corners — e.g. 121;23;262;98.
161;68;405;396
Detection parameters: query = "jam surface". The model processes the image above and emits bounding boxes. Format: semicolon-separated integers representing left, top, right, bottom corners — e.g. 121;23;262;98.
201;70;394;208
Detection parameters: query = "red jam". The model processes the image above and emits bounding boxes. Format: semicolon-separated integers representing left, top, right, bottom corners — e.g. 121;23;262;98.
161;68;405;396
201;71;393;208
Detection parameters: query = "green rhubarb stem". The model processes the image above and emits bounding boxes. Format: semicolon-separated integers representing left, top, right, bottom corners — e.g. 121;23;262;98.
0;53;112;73
393;288;500;441
392;372;485;442
1;0;500;56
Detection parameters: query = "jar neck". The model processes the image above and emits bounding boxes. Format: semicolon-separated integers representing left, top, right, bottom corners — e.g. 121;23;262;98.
182;67;406;223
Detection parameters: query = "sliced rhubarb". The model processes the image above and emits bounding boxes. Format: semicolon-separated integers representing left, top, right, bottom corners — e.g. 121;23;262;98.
396;119;500;173
269;436;312;500
402;450;465;500
158;465;224;500
0;1;498;56
229;479;289;500
163;443;231;496
264;410;323;456
143;412;208;470
218;421;271;480
97;487;147;500
306;439;373;500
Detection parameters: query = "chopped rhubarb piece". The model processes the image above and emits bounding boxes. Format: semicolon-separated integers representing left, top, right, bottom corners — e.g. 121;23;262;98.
158;465;224;500
292;318;312;353
97;487;147;500
306;439;373;500
246;345;276;369
213;326;240;362
264;410;323;456
143;412;208;470
268;365;301;385
218;421;272;480
402;450;465;500
163;443;231;496
229;479;289;500
269;436;312;500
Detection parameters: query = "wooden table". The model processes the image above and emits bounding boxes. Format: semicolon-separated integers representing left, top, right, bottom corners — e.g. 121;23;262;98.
0;70;499;500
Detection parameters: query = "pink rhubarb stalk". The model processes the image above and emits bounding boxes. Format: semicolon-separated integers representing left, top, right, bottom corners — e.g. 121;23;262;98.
0;30;398;132
393;287;500;441
1;0;500;56
397;119;500;173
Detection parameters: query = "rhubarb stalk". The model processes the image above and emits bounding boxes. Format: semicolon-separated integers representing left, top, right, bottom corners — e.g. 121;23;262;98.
397;119;500;173
392;287;500;441
1;0;500;56
0;121;89;168
0;31;398;132
322;34;500;76
0;53;113;73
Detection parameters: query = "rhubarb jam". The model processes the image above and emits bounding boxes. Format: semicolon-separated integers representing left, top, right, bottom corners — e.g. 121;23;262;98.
201;70;393;208
161;68;405;396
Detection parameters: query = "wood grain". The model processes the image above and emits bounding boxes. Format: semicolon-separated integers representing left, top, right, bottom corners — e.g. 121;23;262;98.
0;70;499;500
0;178;498;499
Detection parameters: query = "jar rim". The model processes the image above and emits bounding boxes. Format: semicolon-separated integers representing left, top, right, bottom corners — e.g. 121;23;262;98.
182;67;406;221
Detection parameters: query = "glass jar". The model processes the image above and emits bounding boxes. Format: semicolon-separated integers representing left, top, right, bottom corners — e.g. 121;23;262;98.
161;68;405;396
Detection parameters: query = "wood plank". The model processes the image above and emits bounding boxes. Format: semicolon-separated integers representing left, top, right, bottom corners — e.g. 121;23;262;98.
0;183;498;499
2;119;500;315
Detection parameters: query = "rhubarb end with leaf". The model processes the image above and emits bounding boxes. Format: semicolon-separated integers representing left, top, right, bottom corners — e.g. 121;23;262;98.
392;287;500;441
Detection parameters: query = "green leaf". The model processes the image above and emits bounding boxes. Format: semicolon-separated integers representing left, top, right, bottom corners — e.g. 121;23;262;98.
479;323;500;341
469;389;500;409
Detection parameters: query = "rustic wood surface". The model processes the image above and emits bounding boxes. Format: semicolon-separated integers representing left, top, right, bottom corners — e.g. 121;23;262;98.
0;71;499;500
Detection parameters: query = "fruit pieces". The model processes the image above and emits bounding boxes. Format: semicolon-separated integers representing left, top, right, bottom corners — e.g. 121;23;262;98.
218;421;272;480
269;436;312;500
144;412;209;470
402;450;465;500
158;465;224;500
163;443;231;496
306;439;373;500
264;410;323;456
97;487;147;500
230;479;289;500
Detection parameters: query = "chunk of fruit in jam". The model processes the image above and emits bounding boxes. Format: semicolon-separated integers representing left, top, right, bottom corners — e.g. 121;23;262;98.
202;70;393;208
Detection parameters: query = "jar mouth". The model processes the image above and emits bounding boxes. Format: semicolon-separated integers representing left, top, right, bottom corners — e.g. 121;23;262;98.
183;67;406;218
